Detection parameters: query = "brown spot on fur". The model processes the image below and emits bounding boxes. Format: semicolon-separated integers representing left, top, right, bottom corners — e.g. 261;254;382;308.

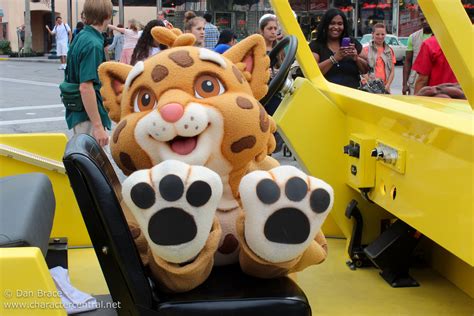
231;136;256;153
259;105;269;132
151;65;169;82
218;234;239;254
236;96;253;110
232;65;244;83
120;152;137;172
113;120;127;143
322;244;328;254
130;226;141;239
169;51;194;67
217;206;239;213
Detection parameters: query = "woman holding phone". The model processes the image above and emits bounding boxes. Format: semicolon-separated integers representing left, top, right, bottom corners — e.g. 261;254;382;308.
309;8;368;88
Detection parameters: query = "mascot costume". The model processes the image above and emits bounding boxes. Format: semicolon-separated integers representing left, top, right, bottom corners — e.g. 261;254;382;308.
98;27;334;293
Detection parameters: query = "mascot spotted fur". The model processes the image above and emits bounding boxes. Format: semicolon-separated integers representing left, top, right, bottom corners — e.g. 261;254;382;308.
99;27;333;292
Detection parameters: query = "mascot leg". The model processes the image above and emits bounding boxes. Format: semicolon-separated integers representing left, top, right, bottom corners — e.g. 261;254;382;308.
237;165;333;278
121;160;223;292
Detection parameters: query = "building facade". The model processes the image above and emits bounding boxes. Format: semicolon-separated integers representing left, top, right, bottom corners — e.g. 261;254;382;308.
291;0;474;39
0;0;157;53
1;0;472;53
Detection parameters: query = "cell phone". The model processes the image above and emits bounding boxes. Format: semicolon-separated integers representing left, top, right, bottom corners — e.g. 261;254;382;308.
341;37;351;47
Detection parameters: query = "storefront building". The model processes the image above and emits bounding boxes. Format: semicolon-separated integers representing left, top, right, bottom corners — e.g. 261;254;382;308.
2;0;472;53
289;0;474;39
289;0;415;39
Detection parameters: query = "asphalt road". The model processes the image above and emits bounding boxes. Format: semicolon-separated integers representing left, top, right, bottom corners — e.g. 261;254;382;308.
0;61;68;135
0;60;403;134
0;60;403;171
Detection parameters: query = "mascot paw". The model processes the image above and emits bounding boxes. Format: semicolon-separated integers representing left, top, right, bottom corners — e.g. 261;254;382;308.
122;160;223;264
239;165;333;263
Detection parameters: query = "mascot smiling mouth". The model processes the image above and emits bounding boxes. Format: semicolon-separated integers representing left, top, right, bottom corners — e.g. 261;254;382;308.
165;121;212;156
168;135;198;155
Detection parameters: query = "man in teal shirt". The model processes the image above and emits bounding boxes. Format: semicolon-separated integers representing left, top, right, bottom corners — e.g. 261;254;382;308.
65;0;113;147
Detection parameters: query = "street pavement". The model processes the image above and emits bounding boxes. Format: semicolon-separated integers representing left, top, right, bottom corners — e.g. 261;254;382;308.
0;60;69;135
0;60;404;171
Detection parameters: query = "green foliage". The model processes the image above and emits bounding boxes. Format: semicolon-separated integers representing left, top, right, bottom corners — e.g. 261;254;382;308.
8;51;44;58
0;40;12;54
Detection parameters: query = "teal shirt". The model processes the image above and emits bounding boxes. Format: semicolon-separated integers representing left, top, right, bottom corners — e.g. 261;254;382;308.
65;25;111;130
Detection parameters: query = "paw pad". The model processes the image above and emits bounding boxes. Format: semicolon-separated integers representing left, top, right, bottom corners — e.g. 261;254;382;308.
256;179;280;204
187;181;212;207
310;189;331;214
159;174;184;202
148;207;197;245
285;177;307;202
131;182;156;209
264;208;310;244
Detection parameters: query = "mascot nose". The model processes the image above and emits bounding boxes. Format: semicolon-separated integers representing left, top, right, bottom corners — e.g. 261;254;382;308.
160;103;184;123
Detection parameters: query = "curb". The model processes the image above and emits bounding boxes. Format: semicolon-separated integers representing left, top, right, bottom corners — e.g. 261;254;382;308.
0;58;59;64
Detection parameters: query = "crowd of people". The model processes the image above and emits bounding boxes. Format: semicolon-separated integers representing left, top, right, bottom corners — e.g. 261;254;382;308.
53;0;462;148
309;7;460;96
58;4;461;94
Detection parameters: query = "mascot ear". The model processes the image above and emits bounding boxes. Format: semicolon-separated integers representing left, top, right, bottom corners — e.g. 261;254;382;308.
98;61;133;123
151;26;195;48
224;34;270;101
173;34;196;47
170;28;183;36
151;26;177;47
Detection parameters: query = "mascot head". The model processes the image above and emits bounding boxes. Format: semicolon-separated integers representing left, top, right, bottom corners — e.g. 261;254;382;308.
99;27;276;196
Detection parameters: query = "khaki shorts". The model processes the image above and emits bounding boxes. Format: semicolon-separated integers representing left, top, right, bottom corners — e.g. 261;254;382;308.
72;120;93;135
72;121;110;153
56;41;68;57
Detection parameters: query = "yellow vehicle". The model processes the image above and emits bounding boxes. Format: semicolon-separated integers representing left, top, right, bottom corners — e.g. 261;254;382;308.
0;0;473;315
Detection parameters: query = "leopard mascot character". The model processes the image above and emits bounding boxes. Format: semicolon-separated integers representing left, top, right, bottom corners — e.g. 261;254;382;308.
99;27;333;293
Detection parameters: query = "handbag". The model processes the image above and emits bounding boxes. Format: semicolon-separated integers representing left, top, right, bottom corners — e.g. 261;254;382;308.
359;73;388;94
60;81;84;112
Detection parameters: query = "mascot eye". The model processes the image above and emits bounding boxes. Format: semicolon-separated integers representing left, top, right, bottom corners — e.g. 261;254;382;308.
134;89;157;112
194;75;225;99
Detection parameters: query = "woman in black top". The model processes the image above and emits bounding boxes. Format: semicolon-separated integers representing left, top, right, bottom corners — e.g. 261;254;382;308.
309;8;368;88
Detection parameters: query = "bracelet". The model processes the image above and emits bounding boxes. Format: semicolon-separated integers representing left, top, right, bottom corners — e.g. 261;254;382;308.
329;55;340;67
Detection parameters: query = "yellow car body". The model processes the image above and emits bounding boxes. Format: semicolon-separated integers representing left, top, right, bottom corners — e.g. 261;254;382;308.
272;0;473;297
0;1;472;314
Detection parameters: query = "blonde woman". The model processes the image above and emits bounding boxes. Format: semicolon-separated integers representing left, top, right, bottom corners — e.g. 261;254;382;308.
362;23;396;93
108;19;141;64
184;11;205;47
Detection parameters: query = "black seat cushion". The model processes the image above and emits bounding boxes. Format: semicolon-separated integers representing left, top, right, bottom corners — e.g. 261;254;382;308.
156;264;310;316
0;173;55;256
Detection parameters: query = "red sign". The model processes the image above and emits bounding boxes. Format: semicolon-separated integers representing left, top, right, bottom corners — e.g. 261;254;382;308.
398;8;422;36
309;0;328;10
290;0;307;11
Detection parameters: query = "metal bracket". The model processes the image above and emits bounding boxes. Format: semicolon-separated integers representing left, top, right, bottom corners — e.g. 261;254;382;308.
371;142;406;174
0;144;65;174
